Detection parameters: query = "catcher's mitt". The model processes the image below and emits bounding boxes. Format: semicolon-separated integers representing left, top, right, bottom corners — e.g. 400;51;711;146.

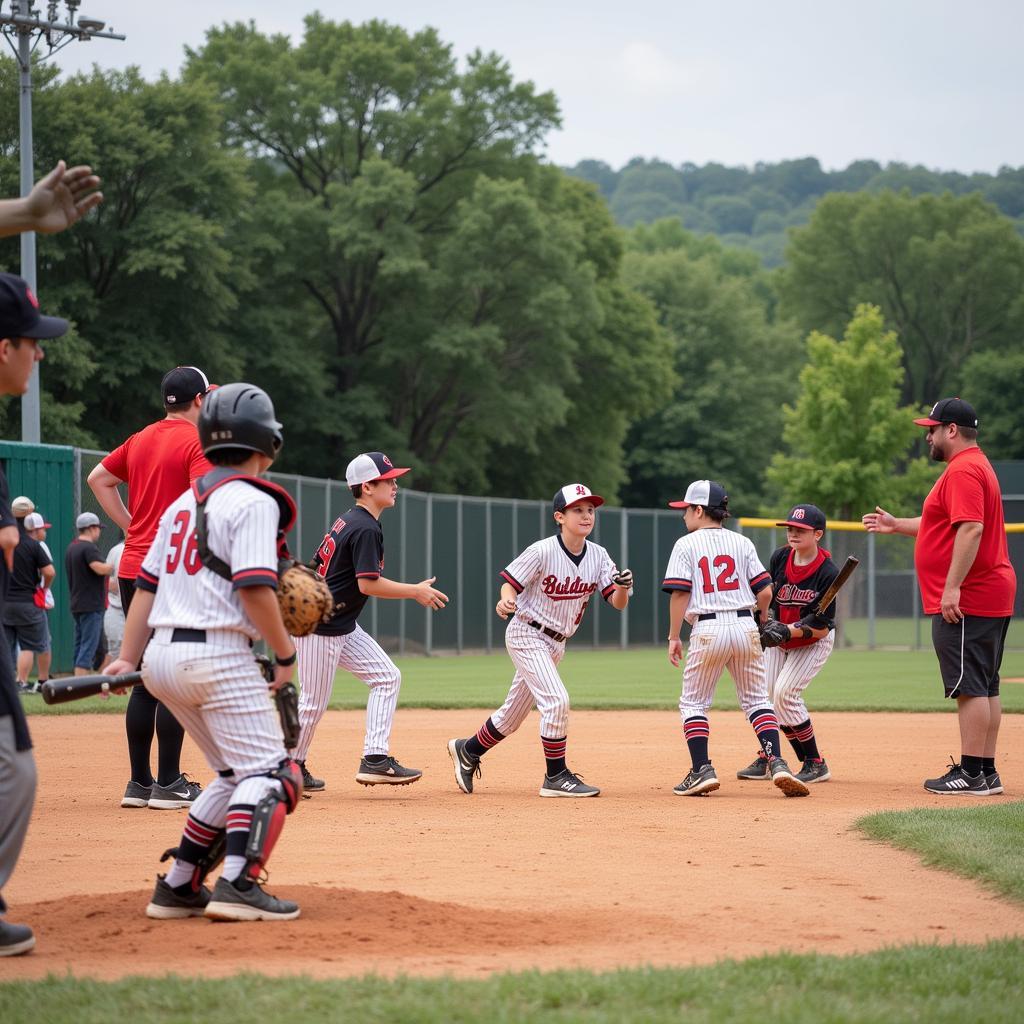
758;619;791;649
612;568;633;589
278;561;334;636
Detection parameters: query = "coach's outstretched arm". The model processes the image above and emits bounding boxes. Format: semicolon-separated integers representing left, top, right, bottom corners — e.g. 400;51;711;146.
862;506;921;536
0;161;102;237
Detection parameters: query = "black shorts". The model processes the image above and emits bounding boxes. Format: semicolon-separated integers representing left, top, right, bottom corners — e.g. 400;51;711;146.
931;614;1011;699
1;602;50;654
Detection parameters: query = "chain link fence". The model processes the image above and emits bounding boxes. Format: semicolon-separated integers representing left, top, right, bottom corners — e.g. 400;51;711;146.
74;449;1023;654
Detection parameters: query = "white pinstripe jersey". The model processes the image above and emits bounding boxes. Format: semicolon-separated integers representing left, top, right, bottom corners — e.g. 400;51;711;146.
501;535;619;639
662;527;771;620
138;480;279;640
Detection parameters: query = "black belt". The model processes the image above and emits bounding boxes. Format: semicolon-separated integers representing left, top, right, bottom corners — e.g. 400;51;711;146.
171;628;206;643
526;620;567;643
697;609;752;621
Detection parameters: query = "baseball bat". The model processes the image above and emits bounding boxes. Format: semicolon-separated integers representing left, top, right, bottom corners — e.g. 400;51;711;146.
814;555;860;615
40;671;144;706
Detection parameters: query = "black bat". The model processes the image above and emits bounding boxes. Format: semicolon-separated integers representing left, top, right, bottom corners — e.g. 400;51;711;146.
815;555;859;614
40;672;144;705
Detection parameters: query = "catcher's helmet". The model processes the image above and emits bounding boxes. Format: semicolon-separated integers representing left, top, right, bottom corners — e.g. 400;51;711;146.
199;383;283;458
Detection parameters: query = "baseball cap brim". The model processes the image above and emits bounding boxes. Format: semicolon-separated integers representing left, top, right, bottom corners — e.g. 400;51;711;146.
776;519;817;530
563;494;605;511
668;500;691;508
375;467;410;481
913;416;942;426
21;313;69;340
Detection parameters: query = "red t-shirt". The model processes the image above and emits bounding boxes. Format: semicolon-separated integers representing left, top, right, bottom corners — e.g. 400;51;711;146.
914;447;1016;617
101;418;213;580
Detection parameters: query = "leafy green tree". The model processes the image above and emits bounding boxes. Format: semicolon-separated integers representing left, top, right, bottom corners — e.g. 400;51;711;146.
621;224;802;512
705;195;756;234
780;191;1024;407
566;159;619;199
766;304;937;520
0;59;251;447
958;349;1024;459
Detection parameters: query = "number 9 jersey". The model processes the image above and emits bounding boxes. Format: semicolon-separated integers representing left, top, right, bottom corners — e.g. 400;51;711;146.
662;529;771;619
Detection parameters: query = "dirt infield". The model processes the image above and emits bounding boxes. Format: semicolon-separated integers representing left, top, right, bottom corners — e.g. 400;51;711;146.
4;709;1023;980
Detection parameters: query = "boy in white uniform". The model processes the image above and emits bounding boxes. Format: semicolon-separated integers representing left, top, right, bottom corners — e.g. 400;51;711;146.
447;484;632;797
106;383;305;922
663;480;809;798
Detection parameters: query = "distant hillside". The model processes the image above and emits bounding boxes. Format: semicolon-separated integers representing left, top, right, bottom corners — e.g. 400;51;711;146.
566;157;1024;267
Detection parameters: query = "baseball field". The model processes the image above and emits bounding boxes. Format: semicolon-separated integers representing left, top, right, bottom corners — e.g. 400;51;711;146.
2;646;1023;1021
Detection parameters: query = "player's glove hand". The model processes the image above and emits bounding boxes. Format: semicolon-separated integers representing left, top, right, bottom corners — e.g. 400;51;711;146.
612;568;633;589
277;560;334;636
758;619;791;649
795;613;830;631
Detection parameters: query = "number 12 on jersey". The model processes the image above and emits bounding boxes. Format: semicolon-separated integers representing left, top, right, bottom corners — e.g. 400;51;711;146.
697;554;739;593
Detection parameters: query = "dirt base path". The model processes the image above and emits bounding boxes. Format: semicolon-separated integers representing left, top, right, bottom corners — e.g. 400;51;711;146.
4;710;1022;980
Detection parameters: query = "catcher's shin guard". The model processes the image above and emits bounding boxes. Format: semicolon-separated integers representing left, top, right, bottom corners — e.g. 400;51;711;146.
160;829;226;892
243;761;303;881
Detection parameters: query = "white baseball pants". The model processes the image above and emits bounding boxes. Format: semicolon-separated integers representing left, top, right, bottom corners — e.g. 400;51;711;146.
291;625;401;760
491;620;569;739
763;632;835;726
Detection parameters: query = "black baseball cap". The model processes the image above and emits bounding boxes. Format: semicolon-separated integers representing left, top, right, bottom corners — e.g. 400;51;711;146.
669;479;729;515
777;503;826;531
0;272;69;340
914;398;978;429
162;365;212;406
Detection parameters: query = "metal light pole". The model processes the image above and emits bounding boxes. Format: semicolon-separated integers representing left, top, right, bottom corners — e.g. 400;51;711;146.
0;0;125;443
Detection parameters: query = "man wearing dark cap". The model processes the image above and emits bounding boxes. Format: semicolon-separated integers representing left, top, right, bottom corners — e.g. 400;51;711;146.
64;513;113;676
0;270;70;956
87;366;214;810
864;399;1016;796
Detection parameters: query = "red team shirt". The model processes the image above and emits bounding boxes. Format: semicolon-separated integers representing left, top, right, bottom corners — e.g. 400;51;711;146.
915;447;1016;617
101;418;213;581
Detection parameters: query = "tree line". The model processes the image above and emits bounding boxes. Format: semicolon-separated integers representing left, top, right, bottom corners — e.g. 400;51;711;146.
569;156;1024;268
1;16;1022;521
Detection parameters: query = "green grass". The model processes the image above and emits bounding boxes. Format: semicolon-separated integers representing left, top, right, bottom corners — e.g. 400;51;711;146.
843;616;1024;648
24;646;1024;717
858;801;1024;903
2;942;1023;1023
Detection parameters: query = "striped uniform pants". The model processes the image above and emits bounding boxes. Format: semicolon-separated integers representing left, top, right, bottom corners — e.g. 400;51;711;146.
491;620;569;739
291;625;401;761
762;632;834;726
142;630;288;827
680;612;773;720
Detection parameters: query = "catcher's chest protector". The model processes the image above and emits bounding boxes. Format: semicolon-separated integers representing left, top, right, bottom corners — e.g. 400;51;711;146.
191;468;297;580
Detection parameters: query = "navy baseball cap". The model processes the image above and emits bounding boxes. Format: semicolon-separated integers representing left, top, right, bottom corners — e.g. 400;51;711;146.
162;366;212;406
669;480;730;516
777;503;826;531
0;272;69;340
914;398;977;429
553;483;605;513
346;452;410;486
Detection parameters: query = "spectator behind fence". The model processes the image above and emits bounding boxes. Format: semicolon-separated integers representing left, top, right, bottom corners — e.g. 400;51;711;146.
104;539;125;661
22;512;55;690
64;513;113;677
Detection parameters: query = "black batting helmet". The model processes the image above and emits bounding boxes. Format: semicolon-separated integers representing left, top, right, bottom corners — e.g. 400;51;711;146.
199;383;283;458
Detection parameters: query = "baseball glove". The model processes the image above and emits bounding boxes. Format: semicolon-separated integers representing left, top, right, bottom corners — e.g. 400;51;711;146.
758;619;791;649
278;561;334;636
612;568;633;589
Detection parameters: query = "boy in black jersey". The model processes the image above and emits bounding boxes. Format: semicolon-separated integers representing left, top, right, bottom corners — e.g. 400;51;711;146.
737;504;839;785
289;452;448;790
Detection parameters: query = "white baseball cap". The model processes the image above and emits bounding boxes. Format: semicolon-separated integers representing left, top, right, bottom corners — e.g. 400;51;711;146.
24;512;51;530
552;483;604;513
345;451;410;487
668;480;730;515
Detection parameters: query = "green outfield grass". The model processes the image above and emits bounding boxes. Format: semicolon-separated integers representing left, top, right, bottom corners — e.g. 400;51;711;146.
858;801;1024;903
843;617;1024;648
23;646;1024;716
3;941;1023;1023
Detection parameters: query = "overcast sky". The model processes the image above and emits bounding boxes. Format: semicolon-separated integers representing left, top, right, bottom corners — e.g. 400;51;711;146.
35;0;1024;174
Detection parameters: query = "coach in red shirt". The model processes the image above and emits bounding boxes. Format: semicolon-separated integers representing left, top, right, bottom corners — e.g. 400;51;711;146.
88;366;213;810
864;398;1016;796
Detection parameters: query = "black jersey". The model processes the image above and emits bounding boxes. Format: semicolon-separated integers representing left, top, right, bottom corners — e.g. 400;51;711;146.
768;545;840;650
310;506;383;635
